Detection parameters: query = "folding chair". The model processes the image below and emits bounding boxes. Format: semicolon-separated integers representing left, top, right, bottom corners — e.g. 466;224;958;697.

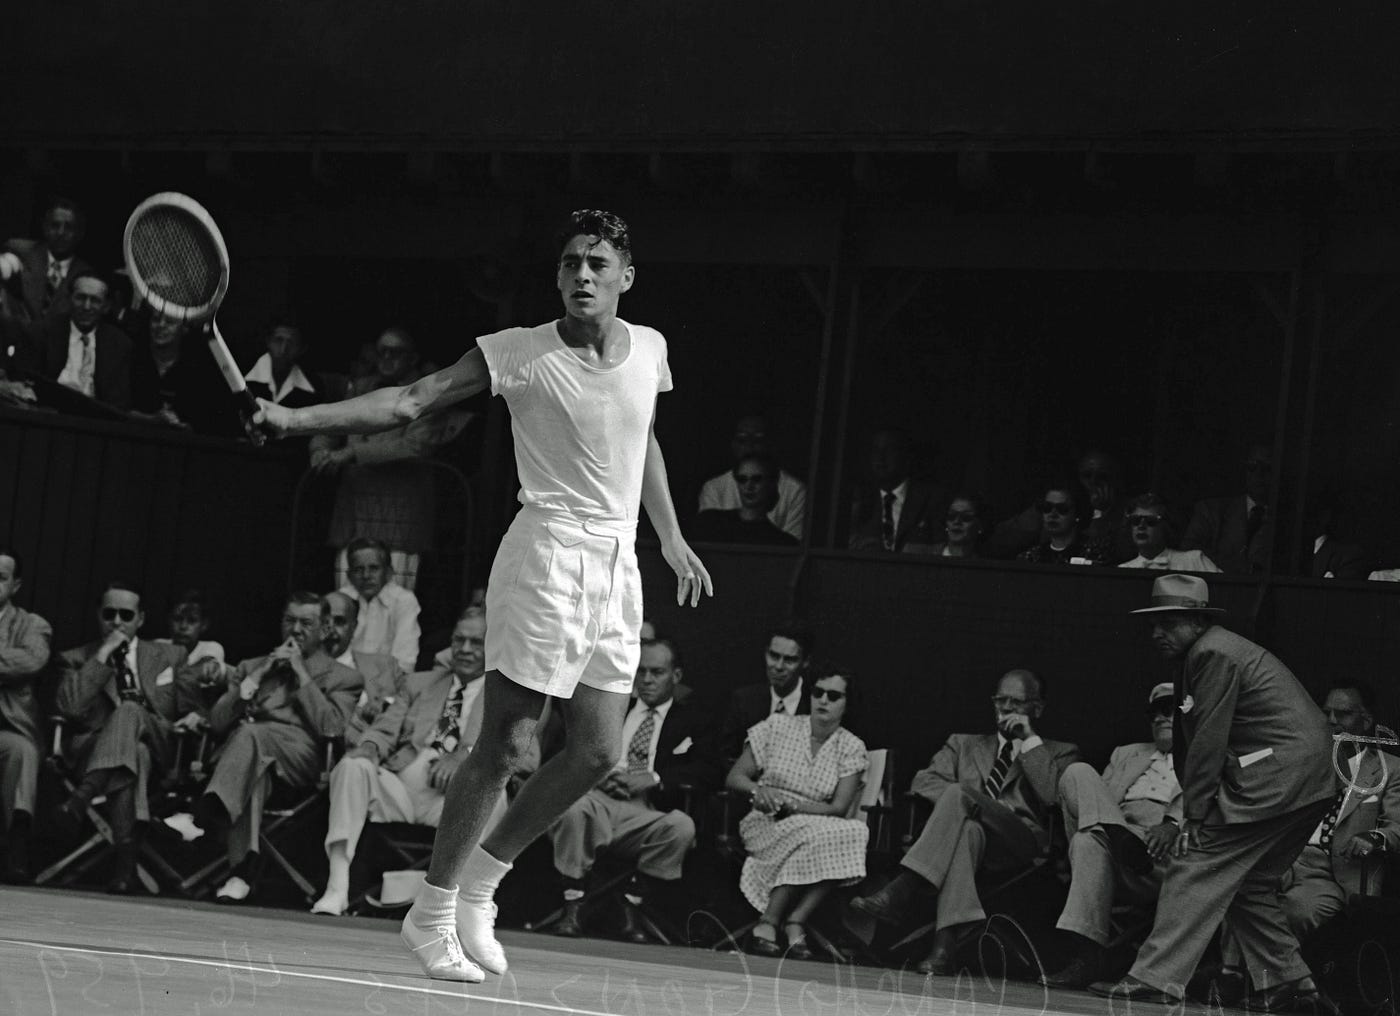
347;821;436;913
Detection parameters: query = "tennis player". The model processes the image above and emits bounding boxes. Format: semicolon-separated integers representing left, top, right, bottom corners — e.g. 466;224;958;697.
255;210;712;981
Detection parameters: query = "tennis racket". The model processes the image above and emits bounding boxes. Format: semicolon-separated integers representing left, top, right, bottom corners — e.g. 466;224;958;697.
123;192;262;439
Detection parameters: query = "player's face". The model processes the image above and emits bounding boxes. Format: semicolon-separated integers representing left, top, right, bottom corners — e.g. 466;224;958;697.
70;277;108;332
634;643;680;707
450;615;487;681
99;589;143;641
44;208;81;257
0;556;19;611
557;236;633;323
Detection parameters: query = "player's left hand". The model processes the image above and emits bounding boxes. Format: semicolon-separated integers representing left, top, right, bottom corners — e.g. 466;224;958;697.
663;538;713;607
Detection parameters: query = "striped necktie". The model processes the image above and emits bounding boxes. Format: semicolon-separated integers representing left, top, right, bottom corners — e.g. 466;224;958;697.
626;708;656;772
983;740;1015;799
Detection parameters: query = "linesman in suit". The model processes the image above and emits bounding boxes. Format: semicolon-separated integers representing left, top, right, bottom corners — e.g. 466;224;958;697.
1091;575;1335;1010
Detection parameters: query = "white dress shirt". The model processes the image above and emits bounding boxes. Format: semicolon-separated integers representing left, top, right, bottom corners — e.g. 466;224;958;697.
616;696;674;777
771;684;803;717
1120;548;1221;572
56;321;97;396
245;352;318;404
341;581;421;674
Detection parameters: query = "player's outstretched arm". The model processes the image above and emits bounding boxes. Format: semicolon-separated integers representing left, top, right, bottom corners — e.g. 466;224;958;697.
640;411;713;607
256;347;490;438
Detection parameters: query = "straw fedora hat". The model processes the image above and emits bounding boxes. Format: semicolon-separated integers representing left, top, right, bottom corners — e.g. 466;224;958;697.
1129;574;1227;616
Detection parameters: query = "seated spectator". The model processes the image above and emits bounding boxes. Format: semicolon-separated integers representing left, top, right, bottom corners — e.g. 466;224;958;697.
926;493;992;558
848;427;945;553
1182;442;1275;574
1041;683;1182;988
0;548;51;883
546;638;719;942
719;625;813;763
196;592;362;903
130;313;241;436
18;269;133;410
850;669;1079;974
244;320;325;409
0;197;91;326
1307;493;1369;580
691;453;799;547
312;606;538;916
52;580;197;893
158;590;228;718
1019;484;1101;565
313;327;475;592
726;665;868;959
321;590;404;747
1118;494;1220;572
985;449;1132;561
698;414;807;540
339;537;422;674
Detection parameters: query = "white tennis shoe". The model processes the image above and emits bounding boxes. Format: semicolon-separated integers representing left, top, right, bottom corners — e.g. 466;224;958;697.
401;915;484;982
456;898;508;974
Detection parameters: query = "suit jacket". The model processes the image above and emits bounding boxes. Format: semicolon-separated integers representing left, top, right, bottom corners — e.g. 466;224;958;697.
1325;749;1400;896
360;666;540;778
1182;496;1272;575
1311;535;1370;580
1;239;91;325
209;652;362;741
1176;626;1333;825
1101;742;1184;828
56;639;193;733
344;650;404;747
22;315;133;410
911;731;1081;852
720;682;811;762
644;696;724;812
849;478;947;553
0;604;52;747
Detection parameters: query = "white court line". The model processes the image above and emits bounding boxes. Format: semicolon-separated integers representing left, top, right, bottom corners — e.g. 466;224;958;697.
0;936;628;1014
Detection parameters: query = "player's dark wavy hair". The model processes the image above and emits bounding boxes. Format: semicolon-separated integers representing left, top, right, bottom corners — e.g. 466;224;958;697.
556;209;632;265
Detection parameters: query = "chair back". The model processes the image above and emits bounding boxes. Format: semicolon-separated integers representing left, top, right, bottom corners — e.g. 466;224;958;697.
847;748;887;818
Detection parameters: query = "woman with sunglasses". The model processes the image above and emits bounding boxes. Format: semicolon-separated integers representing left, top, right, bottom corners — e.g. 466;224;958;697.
725;666;869;960
927;493;991;558
1019;484;1104;565
1118;494;1220;571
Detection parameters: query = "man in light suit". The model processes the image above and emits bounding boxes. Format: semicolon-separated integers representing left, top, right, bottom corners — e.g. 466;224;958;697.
1091;575;1335;1010
311;606;540;916
718;625;812;763
850;669;1080;974
197;592;362;903
0;198;91;326
21;271;133;410
0;548;51;883
1041;683;1183;988
548;637;721;943
53;580;197;893
848;427;946;553
322;590;404;748
1182;443;1275;574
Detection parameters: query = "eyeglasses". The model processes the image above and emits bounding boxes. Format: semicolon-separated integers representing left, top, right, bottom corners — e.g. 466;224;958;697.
811;687;846;702
946;511;978;524
991;695;1036;709
1037;502;1073;516
1128;515;1165;529
101;607;137;622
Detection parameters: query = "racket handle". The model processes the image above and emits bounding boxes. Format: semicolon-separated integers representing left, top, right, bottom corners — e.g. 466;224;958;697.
205;321;266;446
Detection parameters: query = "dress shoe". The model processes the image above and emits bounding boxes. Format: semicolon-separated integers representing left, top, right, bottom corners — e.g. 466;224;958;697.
784;923;814;962
1248;983;1342;1016
916;943;957;977
748;923;781;957
553;900;585;938
50;798;86;841
1088;977;1180;1004
2;832;32;885
1040;942;1105;989
400;913;484;983
618;901;654;944
107;842;142;896
850;875;922;926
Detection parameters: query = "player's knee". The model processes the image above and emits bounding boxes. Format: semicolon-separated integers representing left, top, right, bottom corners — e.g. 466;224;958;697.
568;738;617;781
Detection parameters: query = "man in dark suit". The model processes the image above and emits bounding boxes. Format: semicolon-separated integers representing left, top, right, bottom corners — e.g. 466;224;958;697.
197;592;363;903
1041;683;1183;988
0;548;50;883
851;669;1080;974
1182;443;1275;574
547;637;721;942
53;580;197;893
719;625;812;762
21;270;133;410
1;198;91;326
322;591;404;748
848;427;945;553
1091;574;1335;1009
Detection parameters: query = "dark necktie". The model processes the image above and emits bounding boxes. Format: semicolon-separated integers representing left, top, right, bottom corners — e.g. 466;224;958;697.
1246;503;1267;548
114;645;142;702
44;261;62;311
983;740;1015;799
1318;783;1348;849
881;491;896;550
626;707;657;772
431;678;466;753
774;700;786;715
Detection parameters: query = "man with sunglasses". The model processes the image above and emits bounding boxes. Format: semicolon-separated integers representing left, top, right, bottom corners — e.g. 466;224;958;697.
691;452;799;547
0;548;50;883
1119;493;1220;571
1182;443;1276;574
53;581;199;893
1041;683;1182;988
850;669;1079;974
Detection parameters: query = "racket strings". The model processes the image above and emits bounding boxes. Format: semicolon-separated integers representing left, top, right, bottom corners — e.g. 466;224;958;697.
129;207;222;308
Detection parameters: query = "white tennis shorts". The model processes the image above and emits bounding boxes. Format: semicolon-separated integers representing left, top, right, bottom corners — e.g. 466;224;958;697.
484;506;643;698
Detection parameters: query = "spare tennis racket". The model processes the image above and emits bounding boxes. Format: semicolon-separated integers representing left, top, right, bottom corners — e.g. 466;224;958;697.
123;192;262;440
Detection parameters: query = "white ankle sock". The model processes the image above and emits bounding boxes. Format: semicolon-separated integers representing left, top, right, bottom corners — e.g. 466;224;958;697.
459;846;511;902
409;880;459;930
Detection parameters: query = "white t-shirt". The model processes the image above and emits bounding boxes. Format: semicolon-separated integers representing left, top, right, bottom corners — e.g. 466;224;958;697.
478;320;673;521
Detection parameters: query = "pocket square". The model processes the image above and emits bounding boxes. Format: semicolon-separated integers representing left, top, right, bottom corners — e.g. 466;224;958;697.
155;667;174;687
1364;795;1380;804
1238;747;1274;768
1179;695;1195;714
672;736;693;755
